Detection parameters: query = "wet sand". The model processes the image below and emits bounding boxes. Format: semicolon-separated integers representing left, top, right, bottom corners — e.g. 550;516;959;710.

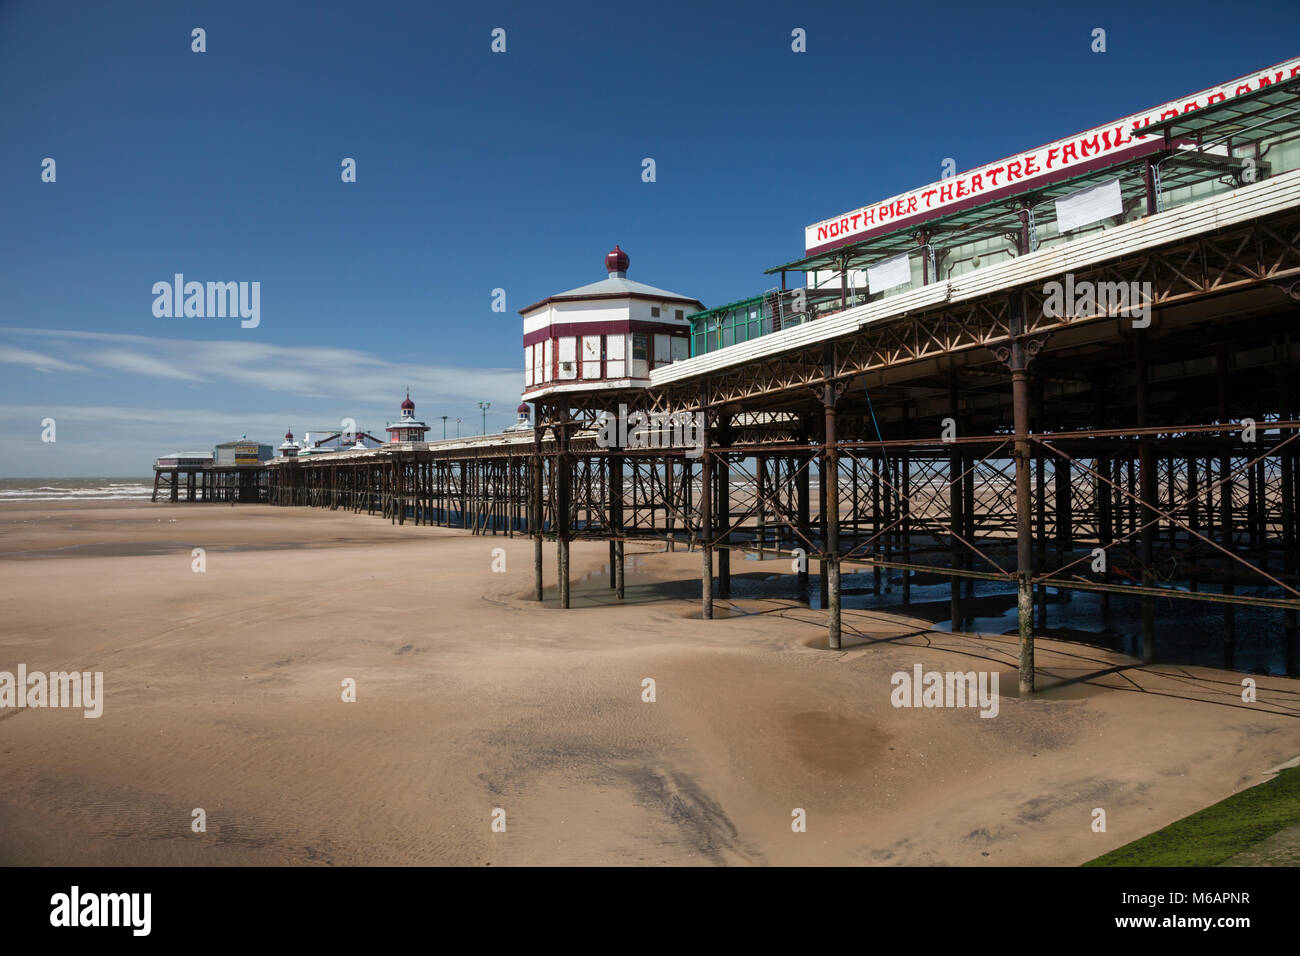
0;501;1297;865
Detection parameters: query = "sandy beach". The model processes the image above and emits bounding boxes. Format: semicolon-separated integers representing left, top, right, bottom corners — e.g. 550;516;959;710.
0;500;1297;866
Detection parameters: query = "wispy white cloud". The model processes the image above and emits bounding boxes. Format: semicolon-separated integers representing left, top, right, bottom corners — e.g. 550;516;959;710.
0;327;528;474
0;327;522;407
94;348;205;382
0;347;88;374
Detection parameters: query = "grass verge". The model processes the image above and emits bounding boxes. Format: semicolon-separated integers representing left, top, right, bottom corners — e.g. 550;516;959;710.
1085;766;1300;866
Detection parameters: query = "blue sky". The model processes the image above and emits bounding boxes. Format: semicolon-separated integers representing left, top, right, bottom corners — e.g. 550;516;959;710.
2;0;1297;476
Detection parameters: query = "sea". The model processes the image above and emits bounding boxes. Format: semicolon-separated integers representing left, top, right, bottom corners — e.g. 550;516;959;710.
0;477;155;503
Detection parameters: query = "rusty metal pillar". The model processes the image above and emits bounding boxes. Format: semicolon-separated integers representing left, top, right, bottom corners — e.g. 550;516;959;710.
819;441;829;609
1006;291;1037;695
717;422;731;597
533;419;544;601
1054;437;1071;604
1033;379;1048;631
1217;344;1235;668
872;447;883;596
557;411;571;610
1247;456;1260;554
611;449;625;600
797;439;811;595
823;349;843;650
699;384;714;619
963;448;975;598
901;398;911;606
1188;455;1200;592
1136;335;1156;663
948;369;963;629
1281;370;1296;675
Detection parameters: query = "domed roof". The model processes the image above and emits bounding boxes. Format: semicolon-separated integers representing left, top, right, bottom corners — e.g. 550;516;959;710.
284;428;293;441
400;388;415;411
516;403;529;415
605;244;629;277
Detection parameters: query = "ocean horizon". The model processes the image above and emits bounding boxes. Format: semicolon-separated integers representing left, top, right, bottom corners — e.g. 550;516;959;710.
0;477;155;502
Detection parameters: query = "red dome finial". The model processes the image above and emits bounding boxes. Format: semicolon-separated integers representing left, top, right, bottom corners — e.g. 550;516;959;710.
605;244;629;276
516;402;529;415
401;388;415;411
285;427;293;441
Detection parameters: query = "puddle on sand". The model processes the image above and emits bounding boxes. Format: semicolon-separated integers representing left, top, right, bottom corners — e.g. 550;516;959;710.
810;567;1294;674
783;710;889;773
528;553;1293;675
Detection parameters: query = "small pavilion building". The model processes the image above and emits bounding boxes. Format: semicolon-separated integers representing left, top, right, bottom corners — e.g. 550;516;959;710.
520;246;702;399
386;390;431;443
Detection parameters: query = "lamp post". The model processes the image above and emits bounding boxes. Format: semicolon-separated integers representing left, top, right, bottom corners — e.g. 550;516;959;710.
478;401;491;435
456;418;462;438
441;415;448;440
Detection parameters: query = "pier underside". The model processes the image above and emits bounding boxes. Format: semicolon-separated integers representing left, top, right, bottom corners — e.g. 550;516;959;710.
250;205;1300;689
151;466;267;504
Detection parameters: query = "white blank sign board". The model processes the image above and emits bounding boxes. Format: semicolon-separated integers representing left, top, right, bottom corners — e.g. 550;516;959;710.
867;253;911;292
1055;178;1123;233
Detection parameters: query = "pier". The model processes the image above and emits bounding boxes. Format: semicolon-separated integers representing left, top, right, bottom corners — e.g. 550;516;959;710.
161;71;1300;689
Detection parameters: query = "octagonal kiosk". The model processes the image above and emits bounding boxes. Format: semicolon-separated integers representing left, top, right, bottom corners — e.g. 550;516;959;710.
520;246;702;399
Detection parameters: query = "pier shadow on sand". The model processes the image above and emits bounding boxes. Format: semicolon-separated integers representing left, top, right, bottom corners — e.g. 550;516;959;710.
528;551;1295;676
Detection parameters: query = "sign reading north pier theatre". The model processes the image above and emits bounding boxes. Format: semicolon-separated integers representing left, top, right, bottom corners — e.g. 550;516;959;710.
804;56;1300;256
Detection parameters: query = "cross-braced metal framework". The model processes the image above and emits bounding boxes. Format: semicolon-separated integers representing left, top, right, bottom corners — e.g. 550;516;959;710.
233;180;1300;695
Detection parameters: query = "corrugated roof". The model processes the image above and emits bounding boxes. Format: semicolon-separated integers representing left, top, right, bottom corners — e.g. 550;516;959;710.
551;276;695;300
519;276;704;315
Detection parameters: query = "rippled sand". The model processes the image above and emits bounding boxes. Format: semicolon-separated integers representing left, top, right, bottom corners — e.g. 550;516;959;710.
0;502;1297;865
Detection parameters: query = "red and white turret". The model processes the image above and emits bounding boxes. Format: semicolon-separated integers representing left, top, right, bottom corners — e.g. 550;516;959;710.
520;246;701;398
280;428;300;458
504;402;532;433
385;390;430;443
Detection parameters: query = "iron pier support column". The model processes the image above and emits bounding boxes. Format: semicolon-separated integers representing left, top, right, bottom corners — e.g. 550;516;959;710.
1032;379;1047;631
901;398;911;606
717;422;731;597
948;369;963;630
1136;334;1157;663
1281;370;1297;675
533;419;544;601
823;345;843;650
1007;292;1038;695
819;449;829;609
1217;344;1236;668
611;449;625;600
557;411;571;610
699;385;714;619
872;450;882;596
797;440;811;595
